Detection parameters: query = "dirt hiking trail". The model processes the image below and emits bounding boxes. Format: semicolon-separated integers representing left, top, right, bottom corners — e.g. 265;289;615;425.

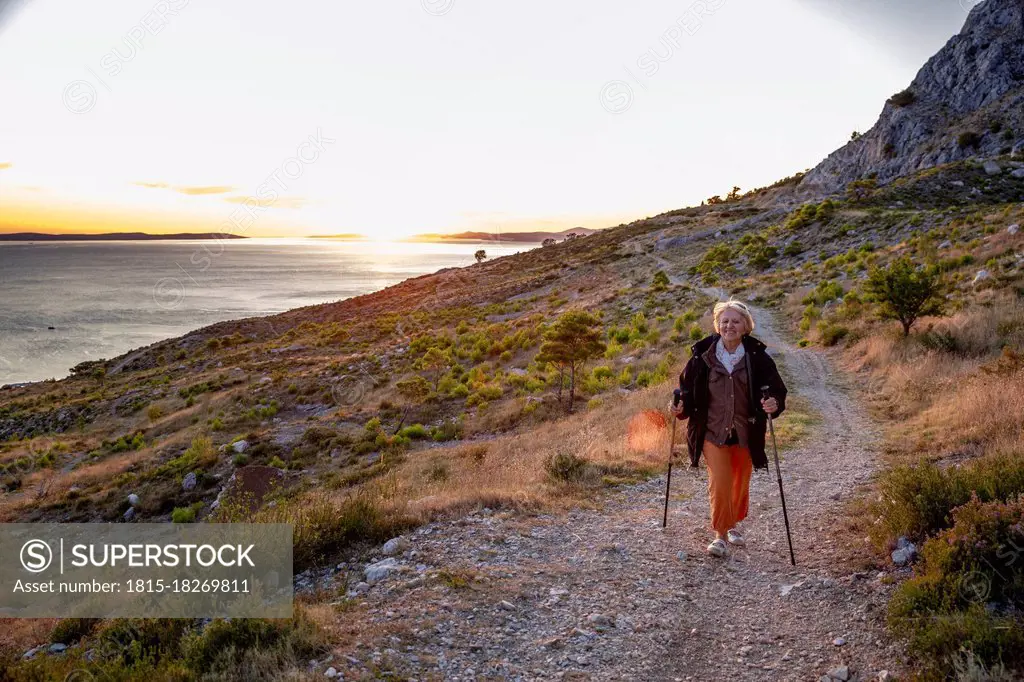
332;294;903;681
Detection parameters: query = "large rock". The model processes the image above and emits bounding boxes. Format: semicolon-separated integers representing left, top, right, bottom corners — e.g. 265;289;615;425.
892;536;918;566
826;665;850;681
181;472;197;492
381;537;407;557
1013;140;1024;159
984;160;1003;176
801;0;1024;195
364;557;400;583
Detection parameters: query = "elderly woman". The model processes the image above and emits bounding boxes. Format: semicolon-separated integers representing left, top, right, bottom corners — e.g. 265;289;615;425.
670;300;787;557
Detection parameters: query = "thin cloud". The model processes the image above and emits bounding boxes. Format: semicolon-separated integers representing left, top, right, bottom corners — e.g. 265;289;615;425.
174;185;235;196
223;196;306;209
0;162;12;170
131;182;235;195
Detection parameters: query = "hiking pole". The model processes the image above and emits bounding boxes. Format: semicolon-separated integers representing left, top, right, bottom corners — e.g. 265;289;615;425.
761;385;796;566
662;389;681;528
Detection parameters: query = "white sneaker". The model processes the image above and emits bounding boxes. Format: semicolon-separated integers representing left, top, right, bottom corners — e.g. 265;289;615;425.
726;529;746;546
707;538;727;557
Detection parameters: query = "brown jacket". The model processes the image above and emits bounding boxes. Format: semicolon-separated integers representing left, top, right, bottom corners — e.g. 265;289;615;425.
703;343;753;448
676;334;788;471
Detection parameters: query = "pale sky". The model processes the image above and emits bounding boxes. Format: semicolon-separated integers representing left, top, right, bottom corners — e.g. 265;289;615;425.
0;0;971;239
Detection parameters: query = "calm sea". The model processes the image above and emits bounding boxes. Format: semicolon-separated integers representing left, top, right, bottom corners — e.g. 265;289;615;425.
0;238;537;385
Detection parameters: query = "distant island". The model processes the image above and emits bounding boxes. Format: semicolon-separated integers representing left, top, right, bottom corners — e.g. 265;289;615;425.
0;232;247;241
405;227;597;243
308;233;368;240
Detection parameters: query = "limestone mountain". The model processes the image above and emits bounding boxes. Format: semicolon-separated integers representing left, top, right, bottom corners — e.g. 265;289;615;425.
801;0;1024;195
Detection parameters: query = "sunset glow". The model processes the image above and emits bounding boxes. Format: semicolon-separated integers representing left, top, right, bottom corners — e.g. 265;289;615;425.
0;0;966;239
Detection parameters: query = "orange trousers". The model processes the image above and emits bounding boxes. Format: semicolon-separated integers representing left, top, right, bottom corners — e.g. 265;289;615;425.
703;441;753;535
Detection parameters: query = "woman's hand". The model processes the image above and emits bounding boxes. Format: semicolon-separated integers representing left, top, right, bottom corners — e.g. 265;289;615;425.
761;396;778;415
668;399;684;417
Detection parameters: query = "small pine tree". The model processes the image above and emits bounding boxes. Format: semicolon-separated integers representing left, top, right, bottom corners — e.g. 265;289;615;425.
395;375;431;432
536;311;607;413
863;256;946;337
420;347;452;391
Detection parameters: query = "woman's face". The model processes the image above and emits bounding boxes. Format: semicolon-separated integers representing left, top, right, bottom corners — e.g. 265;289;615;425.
718;309;747;342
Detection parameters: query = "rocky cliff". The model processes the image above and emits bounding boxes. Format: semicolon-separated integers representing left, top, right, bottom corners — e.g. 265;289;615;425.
801;0;1024;196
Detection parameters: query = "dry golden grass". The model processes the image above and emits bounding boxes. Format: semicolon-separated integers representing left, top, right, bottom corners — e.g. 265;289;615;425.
383;382;677;521
0;444;155;521
908;367;1024;455
844;297;1024;461
0;617;58;661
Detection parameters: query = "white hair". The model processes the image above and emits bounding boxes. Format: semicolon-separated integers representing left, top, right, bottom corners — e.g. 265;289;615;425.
712;299;755;334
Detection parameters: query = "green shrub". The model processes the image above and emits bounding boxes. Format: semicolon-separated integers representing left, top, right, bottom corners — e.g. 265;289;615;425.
544;452;590;484
302;426;336;446
431;418;463;442
398;424;428;439
873;451;1024;542
110;432;147;453
268;455;287;469
689;323;704;341
96;618;193;669
152;435;215;479
50;618;100;645
785;203;822;231
888;495;1024;677
182;610;328;674
254;492;410;571
817;321;849;346
958;131;982;149
171;506;196;523
799;305;819;332
695;243;734;278
802;280;844;306
783;241;804;257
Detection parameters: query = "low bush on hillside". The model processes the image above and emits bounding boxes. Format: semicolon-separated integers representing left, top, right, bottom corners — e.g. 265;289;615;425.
958;131;982;149
872;450;1024;544
888;494;1024;678
252;490;415;571
544;452;593;484
8;608;330;681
